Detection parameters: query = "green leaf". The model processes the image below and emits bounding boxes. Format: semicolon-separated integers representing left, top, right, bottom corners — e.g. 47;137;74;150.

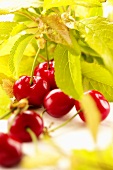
11;23;27;36
43;0;102;10
0;22;17;41
75;0;104;7
0;35;21;56
99;145;113;167
18;55;35;77
87;6;103;17
99;0;106;2
9;34;34;78
21;151;60;168
81;61;113;101
77;16;113;74
0;0;43;14
43;0;75;9
0;55;15;97
78;39;100;57
71;149;98;170
0;85;11;117
71;146;113;170
54;44;83;100
69;30;81;56
75;5;103;19
13;8;39;23
0;55;12;77
80;94;101;142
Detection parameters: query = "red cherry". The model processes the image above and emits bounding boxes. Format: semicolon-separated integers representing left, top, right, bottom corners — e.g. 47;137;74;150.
0;132;22;167
13;75;50;107
75;90;110;122
34;61;57;90
43;89;75;118
8;110;44;142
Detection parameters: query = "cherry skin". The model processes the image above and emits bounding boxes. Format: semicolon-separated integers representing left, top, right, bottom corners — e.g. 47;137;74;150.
8;110;44;142
13;75;50;107
0;132;22;167
75;90;110;122
34;61;57;90
43;89;75;118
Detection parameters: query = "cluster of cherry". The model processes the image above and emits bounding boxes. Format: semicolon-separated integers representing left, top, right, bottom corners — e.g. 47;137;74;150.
0;60;110;168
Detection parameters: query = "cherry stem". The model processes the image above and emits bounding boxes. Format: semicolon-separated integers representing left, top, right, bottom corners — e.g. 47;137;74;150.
40;109;46;117
44;135;68;157
30;48;41;85
8;108;21;132
48;109;81;133
26;127;38;154
45;41;50;70
0;109;14;120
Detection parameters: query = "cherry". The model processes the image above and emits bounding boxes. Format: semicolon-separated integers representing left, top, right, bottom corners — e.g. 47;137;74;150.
75;90;110;122
0;132;22;167
34;61;57;90
43;89;75;118
8;110;44;142
13;75;50;107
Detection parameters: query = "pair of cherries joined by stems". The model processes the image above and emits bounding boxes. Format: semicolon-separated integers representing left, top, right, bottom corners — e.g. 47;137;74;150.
13;60;57;107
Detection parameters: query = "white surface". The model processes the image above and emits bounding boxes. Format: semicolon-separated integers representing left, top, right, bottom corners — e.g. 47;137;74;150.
43;103;113;152
0;103;113;169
